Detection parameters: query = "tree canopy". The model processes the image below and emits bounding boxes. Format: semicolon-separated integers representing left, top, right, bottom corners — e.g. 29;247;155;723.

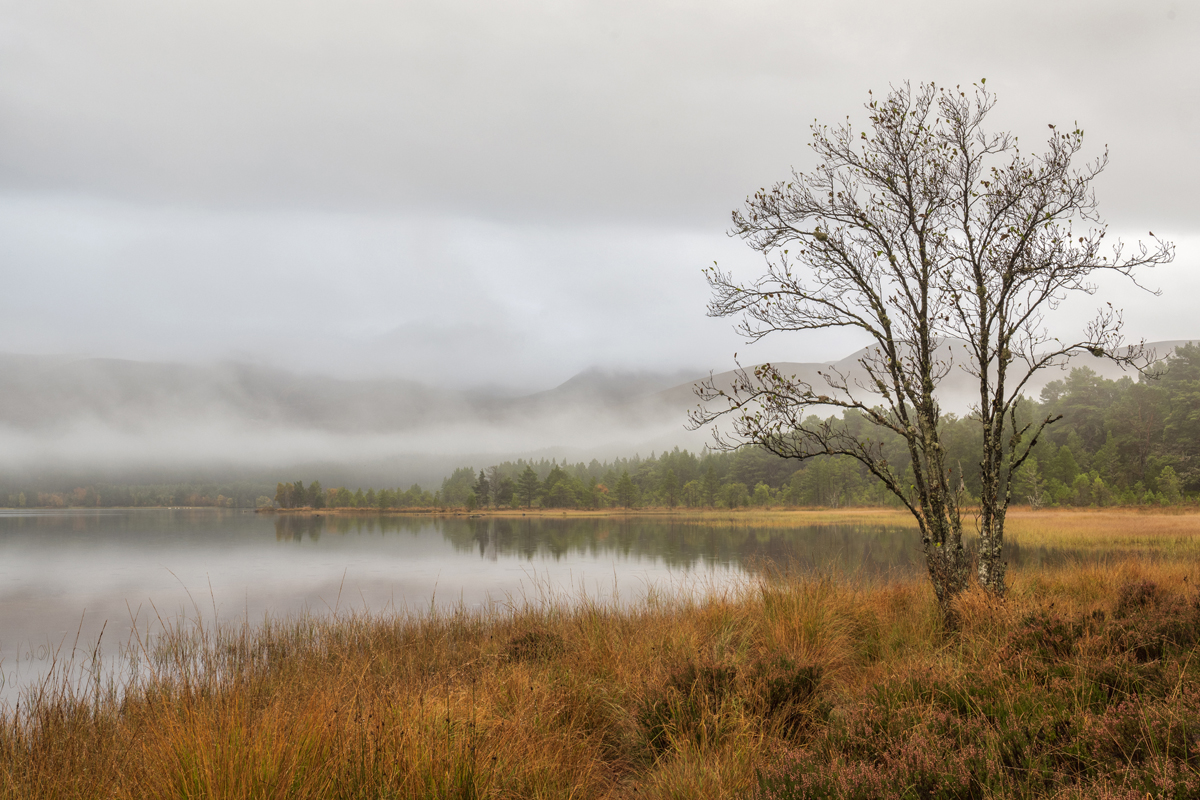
692;82;1173;617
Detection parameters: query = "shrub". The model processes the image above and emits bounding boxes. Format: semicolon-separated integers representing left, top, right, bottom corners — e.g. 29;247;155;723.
748;656;824;736
639;657;739;756
1108;580;1200;662
1003;609;1079;662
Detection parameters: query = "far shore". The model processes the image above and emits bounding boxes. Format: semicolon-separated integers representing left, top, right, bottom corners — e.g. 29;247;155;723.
259;505;918;520
259;504;1200;521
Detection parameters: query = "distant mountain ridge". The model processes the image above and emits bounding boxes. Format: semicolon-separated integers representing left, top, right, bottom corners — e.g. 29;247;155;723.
0;341;1193;479
2;341;1195;433
0;353;697;434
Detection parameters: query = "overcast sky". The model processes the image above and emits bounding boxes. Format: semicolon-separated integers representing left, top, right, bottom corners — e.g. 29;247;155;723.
1;0;1196;390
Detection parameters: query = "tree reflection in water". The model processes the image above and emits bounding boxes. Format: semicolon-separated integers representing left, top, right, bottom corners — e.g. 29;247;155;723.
271;514;1098;577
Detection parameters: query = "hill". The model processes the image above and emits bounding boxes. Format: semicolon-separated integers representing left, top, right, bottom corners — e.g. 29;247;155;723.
0;340;1192;485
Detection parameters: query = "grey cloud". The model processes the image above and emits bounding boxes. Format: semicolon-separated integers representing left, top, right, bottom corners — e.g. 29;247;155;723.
0;194;780;386
0;1;1195;228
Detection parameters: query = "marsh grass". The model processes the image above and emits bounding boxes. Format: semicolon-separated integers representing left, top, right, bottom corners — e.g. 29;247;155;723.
5;511;1200;798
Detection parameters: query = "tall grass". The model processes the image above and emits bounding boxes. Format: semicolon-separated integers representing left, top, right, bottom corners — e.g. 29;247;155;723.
5;517;1200;798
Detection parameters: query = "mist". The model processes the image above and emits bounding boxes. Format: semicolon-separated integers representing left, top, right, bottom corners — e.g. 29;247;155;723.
0;353;715;491
3;337;1191;496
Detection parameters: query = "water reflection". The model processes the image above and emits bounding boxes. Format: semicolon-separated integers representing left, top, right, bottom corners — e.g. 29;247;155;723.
272;512;1160;576
0;509;1150;706
273;514;928;575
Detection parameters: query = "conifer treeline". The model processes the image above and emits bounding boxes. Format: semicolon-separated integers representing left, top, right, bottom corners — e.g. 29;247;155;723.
288;344;1200;511
273;480;436;510
2;483;271;510
1012;343;1200;506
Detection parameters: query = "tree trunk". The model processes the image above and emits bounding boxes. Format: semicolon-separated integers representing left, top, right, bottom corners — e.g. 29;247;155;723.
923;518;970;628
977;520;1007;596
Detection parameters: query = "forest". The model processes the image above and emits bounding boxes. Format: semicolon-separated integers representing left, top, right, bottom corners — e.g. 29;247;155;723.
1;481;272;510
277;344;1200;511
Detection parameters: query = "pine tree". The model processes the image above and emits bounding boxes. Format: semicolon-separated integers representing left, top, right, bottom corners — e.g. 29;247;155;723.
517;465;540;508
614;471;636;509
474;470;491;507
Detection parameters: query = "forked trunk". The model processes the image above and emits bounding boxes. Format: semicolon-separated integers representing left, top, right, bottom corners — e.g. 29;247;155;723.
923;519;970;629
914;397;970;626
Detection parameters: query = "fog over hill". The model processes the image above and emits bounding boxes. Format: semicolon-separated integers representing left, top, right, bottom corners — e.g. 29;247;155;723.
0;341;1193;488
0;354;707;487
666;339;1200;422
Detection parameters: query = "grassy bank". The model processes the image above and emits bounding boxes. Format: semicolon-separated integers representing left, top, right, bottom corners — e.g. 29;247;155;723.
269;503;1200;525
6;515;1200;798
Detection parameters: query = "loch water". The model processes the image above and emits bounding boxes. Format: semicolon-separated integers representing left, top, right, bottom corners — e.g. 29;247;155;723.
0;508;1079;705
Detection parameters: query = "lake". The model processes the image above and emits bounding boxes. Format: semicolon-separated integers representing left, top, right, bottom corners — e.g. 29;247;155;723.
0;507;1075;705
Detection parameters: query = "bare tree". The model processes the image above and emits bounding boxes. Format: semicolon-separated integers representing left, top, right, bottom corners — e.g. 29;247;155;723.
691;82;1172;619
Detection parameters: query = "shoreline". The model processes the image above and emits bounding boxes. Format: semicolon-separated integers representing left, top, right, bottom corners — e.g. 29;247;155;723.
260;504;1200;519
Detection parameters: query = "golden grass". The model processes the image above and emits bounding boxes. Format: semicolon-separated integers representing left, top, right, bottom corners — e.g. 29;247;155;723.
7;510;1200;798
285;503;1200;542
1004;506;1200;550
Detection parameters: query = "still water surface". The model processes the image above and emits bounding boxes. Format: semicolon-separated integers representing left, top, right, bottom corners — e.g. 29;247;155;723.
0;508;1076;704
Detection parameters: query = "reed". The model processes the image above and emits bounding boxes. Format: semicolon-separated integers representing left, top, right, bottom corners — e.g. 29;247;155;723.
4;511;1200;799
